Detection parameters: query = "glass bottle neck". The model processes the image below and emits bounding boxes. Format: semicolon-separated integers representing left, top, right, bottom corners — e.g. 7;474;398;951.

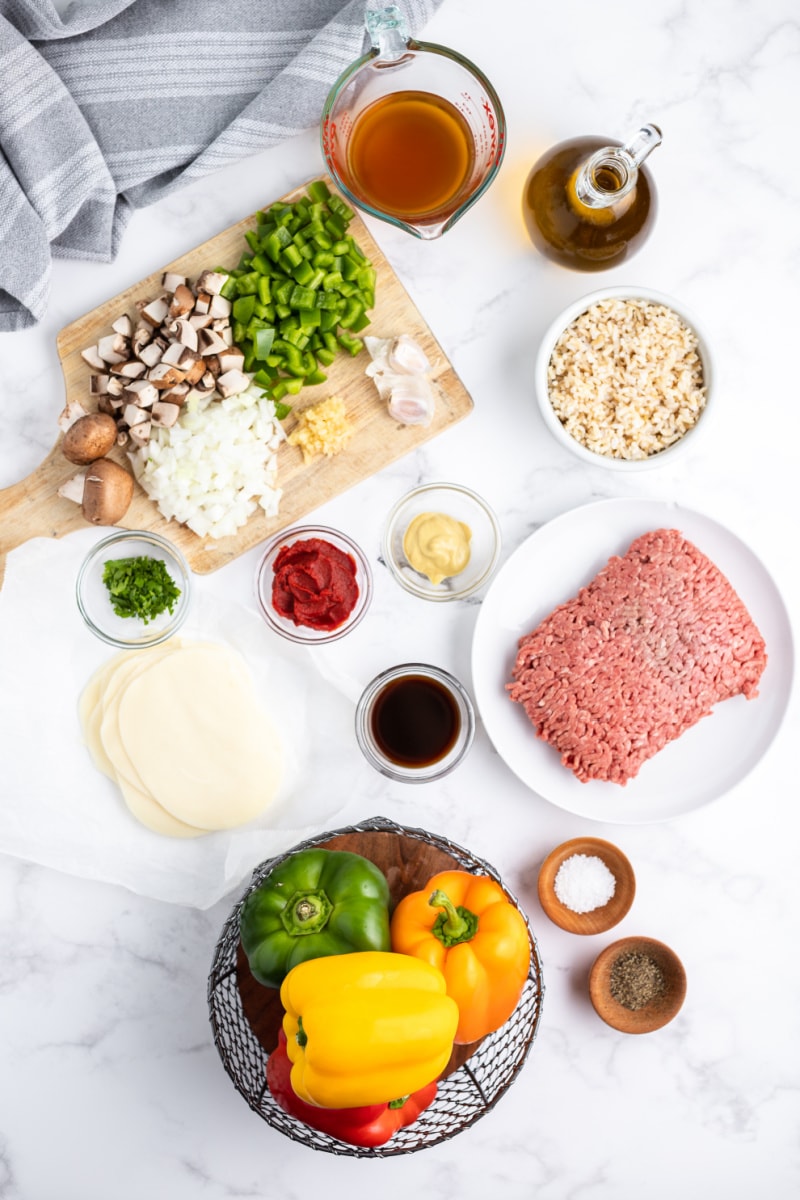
573;124;662;212
574;149;636;210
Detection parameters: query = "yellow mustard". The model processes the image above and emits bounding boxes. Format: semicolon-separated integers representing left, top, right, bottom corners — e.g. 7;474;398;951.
402;511;472;586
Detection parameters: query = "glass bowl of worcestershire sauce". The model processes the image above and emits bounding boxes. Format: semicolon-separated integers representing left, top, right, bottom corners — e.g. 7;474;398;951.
355;663;475;783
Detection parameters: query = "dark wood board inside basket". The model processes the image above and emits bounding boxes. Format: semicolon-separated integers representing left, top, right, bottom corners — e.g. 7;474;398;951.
0;176;473;591
236;829;487;1078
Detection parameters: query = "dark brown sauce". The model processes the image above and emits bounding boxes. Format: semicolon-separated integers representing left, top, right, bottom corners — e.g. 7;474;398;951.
370;674;460;767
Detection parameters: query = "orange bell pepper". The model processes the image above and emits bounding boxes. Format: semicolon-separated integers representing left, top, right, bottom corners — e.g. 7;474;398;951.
390;870;531;1044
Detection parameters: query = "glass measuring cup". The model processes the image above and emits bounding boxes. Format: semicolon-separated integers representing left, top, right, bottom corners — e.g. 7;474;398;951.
321;5;505;239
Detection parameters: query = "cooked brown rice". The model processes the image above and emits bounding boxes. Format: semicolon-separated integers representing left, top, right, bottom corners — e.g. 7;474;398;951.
547;298;706;460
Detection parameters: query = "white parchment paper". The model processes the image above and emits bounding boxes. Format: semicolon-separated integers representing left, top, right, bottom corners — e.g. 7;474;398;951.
0;533;363;908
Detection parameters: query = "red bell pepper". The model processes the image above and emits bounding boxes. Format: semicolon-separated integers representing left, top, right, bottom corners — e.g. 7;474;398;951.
266;1029;437;1147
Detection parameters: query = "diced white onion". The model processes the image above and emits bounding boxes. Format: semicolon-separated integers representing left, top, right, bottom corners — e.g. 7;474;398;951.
131;384;284;539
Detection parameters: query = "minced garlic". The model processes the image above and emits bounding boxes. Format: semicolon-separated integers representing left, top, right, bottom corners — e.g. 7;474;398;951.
287;395;353;463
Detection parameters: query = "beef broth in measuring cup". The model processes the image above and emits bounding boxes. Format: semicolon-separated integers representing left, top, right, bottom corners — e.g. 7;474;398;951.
321;6;505;238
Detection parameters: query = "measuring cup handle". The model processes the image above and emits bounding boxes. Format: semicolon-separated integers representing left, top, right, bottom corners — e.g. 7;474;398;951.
366;5;411;60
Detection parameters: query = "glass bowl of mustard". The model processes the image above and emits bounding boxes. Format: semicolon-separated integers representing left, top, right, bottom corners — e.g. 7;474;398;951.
383;483;502;601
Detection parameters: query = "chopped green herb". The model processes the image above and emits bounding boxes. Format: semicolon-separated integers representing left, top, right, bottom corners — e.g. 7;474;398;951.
102;556;181;625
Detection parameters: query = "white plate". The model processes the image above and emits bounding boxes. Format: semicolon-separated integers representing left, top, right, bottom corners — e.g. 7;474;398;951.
471;499;794;823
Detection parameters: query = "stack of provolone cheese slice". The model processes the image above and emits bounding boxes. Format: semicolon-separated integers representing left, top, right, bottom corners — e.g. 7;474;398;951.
79;639;284;837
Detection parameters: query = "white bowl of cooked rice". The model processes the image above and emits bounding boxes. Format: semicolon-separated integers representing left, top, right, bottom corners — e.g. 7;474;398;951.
534;286;713;469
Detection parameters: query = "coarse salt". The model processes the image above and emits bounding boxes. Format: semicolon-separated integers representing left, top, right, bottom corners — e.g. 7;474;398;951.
554;853;616;914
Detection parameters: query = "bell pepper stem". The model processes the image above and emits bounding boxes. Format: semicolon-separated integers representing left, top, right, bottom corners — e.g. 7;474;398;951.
428;889;479;947
280;889;333;937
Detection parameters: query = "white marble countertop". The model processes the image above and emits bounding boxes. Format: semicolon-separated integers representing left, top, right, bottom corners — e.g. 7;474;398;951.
1;1;799;1197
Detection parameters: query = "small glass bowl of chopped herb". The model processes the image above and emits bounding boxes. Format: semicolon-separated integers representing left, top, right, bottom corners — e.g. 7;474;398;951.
76;529;191;648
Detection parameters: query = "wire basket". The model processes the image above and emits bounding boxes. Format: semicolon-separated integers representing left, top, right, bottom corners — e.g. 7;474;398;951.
207;815;545;1157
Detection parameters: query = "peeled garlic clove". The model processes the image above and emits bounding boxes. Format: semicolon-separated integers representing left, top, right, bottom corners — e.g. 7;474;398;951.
364;335;391;363
388;375;436;426
387;334;431;375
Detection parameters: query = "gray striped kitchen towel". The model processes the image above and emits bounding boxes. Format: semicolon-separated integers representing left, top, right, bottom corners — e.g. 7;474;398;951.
0;0;443;332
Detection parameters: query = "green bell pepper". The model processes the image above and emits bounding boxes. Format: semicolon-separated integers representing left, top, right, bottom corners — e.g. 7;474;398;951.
239;849;391;988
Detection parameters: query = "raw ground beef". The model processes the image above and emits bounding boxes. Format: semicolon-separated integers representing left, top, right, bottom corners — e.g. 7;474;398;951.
507;528;767;786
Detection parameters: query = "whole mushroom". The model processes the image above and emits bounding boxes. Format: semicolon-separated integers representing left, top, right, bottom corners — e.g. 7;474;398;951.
62;412;118;465
58;459;135;525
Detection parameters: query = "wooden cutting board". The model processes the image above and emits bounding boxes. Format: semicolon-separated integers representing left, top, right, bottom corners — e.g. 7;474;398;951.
0;177;473;590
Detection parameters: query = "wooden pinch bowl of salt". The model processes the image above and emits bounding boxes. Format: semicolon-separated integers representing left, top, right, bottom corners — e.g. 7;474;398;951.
589;935;687;1034
537;837;635;935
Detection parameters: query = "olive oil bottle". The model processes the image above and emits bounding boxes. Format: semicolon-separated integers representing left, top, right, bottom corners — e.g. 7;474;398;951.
523;124;662;271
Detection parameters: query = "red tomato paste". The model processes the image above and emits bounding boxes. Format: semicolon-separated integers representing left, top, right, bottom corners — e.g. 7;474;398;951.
272;537;359;631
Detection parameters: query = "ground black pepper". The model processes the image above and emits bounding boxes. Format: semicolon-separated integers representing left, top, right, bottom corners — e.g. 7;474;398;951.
609;950;666;1010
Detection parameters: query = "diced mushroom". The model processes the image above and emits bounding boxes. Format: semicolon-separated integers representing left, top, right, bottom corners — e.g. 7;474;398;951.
160;341;188;368
111;314;134;338
160;382;190;406
128;421;152;447
193;291;211;315
182;356;206;386
89;375;110;396
97;333;131;364
161;272;186;293
139;296;170;327
123;402;150;428
198;328;229;356
132;322;154;357
106;376;125;398
58;399;89;433
172;318;199;352
124;380;159;408
147;361;188;389
57;471;87;506
217;350;245;374
208;294;232;319
151;401;181;428
192;374;215;397
216;368;250;398
168;284;195;319
188;311;214;331
111;360;147;379
137;340;165;369
202;356;221;378
80;345;106;371
195;270;228;295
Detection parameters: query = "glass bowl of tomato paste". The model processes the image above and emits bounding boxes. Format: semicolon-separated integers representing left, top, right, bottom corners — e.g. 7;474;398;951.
255;524;373;644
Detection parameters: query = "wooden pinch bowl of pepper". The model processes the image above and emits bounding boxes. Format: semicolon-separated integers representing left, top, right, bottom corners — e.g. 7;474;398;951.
589;935;687;1034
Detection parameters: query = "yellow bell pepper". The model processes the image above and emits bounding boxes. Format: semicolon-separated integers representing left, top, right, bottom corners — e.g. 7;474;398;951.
279;950;459;1108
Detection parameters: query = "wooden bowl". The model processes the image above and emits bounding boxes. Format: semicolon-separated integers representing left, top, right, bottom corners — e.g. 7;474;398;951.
589;935;687;1033
537;837;635;934
208;816;544;1156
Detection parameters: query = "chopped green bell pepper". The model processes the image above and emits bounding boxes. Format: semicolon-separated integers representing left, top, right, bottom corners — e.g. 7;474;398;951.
239;848;391;989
